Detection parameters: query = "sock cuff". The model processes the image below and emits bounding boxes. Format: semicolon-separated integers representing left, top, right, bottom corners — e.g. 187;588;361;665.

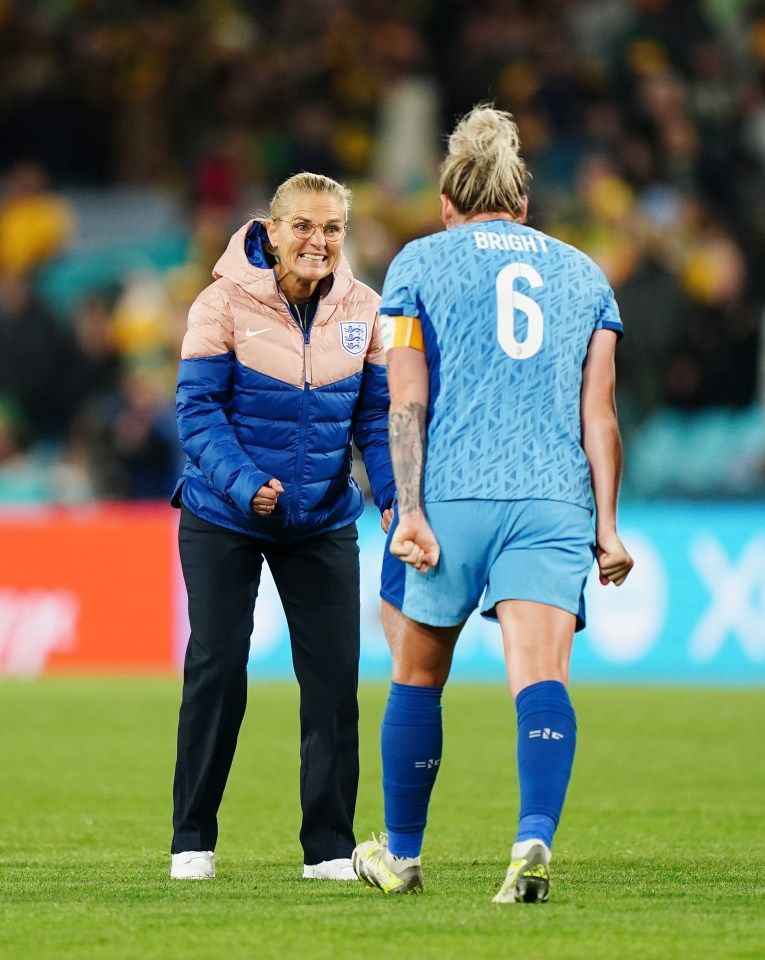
515;680;575;726
384;681;443;726
515;680;570;709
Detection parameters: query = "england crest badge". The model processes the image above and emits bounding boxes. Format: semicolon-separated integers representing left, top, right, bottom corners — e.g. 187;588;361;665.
339;321;368;356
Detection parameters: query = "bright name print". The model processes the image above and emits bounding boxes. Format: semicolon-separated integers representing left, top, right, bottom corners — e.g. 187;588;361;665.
474;231;548;254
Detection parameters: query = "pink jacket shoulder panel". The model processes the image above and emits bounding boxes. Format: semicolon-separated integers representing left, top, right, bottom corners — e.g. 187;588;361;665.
180;219;385;389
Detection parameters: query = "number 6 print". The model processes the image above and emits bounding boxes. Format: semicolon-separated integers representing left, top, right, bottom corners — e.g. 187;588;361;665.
496;262;544;360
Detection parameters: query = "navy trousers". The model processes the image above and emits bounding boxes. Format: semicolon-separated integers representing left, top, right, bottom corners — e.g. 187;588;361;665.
172;506;360;864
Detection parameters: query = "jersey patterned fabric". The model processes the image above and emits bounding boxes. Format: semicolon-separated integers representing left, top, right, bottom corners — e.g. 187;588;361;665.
380;220;623;510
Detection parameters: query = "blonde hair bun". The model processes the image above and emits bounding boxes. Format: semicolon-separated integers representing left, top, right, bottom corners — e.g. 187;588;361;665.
440;104;529;217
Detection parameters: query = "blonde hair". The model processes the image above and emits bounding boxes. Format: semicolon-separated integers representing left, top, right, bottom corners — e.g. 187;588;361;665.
269;172;352;221
439;105;529;217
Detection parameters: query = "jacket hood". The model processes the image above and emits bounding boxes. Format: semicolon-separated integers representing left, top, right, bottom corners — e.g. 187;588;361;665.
211;218;356;303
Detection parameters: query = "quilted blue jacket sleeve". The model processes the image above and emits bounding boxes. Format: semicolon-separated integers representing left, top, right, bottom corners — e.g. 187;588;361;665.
176;354;272;514
352;361;396;512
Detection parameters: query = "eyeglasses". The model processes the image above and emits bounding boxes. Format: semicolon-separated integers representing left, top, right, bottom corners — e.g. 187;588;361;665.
275;218;347;242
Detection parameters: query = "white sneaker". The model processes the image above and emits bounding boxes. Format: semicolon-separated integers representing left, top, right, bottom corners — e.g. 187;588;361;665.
303;857;357;880
170;850;215;879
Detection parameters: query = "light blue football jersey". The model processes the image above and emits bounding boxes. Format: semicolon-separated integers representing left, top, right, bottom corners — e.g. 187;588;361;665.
380;220;623;509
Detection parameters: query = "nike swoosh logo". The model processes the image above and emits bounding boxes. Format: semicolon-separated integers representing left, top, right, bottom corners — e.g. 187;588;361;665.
245;327;272;337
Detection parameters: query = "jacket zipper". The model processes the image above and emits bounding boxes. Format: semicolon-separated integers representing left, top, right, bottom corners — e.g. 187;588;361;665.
273;275;317;384
273;274;325;526
290;367;311;527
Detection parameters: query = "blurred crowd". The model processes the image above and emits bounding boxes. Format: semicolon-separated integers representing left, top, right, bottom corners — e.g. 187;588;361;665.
1;0;765;502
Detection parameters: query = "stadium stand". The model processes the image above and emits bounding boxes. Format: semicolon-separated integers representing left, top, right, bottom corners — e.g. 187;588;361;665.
0;0;764;501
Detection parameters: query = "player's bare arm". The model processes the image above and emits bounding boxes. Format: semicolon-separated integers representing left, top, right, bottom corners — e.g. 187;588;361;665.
581;328;633;586
389;400;427;515
387;345;440;570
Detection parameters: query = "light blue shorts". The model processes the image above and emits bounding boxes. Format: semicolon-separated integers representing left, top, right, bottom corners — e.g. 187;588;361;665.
380;499;595;630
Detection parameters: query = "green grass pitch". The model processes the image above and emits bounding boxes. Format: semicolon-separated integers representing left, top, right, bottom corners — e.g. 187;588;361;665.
1;678;763;960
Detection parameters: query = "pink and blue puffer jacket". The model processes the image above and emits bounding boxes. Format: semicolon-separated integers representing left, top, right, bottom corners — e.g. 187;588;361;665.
172;220;395;541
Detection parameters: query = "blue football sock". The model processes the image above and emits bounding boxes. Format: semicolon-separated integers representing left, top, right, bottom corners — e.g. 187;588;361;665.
514;680;577;851
381;681;443;858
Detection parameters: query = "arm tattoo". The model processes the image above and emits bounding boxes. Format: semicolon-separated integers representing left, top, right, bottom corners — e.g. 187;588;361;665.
389;402;427;516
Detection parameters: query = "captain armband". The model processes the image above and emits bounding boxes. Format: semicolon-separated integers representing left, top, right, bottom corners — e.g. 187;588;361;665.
380;315;425;353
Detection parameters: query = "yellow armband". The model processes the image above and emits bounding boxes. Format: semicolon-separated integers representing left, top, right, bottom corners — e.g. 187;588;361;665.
381;315;425;352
